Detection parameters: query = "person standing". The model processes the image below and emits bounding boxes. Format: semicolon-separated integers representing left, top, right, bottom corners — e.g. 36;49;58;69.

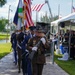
70;31;75;59
16;30;25;73
16;29;32;75
27;27;49;75
29;26;36;38
73;31;75;59
10;31;17;65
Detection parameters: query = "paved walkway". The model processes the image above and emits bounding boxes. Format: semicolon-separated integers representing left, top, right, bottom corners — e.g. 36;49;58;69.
0;52;69;75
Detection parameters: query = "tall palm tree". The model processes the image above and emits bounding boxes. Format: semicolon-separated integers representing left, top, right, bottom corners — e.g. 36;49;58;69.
0;0;7;7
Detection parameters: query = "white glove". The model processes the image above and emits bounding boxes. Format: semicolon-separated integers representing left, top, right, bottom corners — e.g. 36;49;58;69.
26;49;29;53
32;47;37;51
40;37;46;44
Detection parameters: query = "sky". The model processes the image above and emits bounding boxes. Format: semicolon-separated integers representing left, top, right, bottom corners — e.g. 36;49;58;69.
0;0;75;22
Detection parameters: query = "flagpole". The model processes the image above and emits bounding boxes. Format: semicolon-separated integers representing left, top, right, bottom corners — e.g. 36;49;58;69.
36;11;38;24
45;0;55;64
58;4;60;19
6;5;11;43
71;0;73;13
45;0;53;22
22;0;25;32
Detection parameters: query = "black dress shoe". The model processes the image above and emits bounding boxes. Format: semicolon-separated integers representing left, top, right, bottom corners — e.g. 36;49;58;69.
18;70;21;73
13;61;17;65
15;62;17;65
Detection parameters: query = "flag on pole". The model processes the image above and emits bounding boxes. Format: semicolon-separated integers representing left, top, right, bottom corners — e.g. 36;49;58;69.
13;7;18;26
18;0;23;18
23;0;34;28
72;6;75;12
13;0;23;30
31;3;45;12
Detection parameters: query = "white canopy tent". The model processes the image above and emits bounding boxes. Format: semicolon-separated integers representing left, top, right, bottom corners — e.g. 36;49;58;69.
51;12;75;26
51;13;75;59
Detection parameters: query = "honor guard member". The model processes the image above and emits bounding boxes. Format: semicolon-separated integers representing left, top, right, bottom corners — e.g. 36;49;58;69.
17;29;32;75
27;27;49;75
10;30;17;65
16;30;24;73
22;28;32;75
29;26;36;38
25;28;32;42
22;26;37;75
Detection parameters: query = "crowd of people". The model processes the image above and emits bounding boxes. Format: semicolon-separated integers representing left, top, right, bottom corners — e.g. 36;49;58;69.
54;29;75;60
64;30;75;59
10;26;50;75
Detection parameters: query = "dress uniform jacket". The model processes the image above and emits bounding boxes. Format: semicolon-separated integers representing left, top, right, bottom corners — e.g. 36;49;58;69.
11;32;17;48
10;32;17;64
27;36;49;64
17;32;32;75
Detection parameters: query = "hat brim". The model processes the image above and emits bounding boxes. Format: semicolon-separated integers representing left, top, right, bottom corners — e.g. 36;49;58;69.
37;30;45;33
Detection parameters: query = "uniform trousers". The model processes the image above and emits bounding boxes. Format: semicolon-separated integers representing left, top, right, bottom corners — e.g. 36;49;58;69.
32;63;44;75
13;47;17;64
17;49;22;72
22;56;32;75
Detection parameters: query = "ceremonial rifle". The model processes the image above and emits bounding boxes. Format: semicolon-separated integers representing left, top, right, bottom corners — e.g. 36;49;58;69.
28;30;50;60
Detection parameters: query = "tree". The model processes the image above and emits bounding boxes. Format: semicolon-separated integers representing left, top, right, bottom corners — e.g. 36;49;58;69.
40;13;50;23
0;0;7;7
53;15;58;20
0;18;8;32
40;11;59;23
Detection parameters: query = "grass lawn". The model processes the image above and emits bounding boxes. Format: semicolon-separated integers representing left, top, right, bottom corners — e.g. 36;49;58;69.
54;54;75;75
0;42;75;75
0;43;12;59
0;33;10;40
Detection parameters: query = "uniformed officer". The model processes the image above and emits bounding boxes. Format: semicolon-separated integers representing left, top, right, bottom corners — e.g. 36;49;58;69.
16;29;24;73
29;26;36;38
27;27;49;75
16;29;32;75
22;26;37;75
22;31;32;75
10;30;17;65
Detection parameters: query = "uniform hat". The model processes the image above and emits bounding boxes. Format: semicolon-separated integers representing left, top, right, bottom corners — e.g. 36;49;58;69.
29;26;36;31
36;26;45;33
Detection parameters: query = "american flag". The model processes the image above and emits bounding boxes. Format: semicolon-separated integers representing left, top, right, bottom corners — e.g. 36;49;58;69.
31;3;45;12
72;6;75;12
23;0;34;28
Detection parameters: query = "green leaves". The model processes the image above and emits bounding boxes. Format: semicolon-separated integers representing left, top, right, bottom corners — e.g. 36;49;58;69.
0;18;8;32
0;0;7;7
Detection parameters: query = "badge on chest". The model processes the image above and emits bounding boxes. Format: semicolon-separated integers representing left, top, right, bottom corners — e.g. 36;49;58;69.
33;40;36;46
